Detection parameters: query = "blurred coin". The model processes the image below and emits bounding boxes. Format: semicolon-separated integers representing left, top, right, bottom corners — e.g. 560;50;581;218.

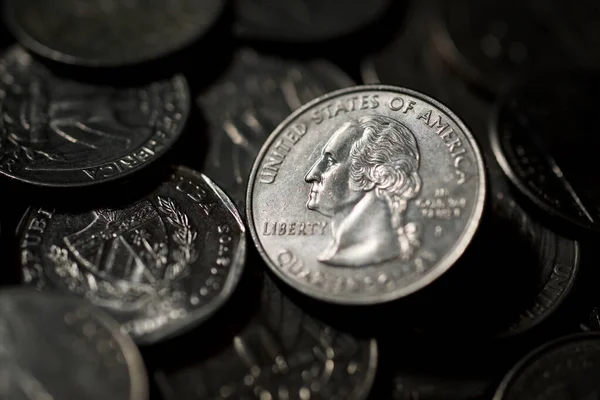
18;166;245;344
247;85;486;304
234;0;391;42
155;273;377;400
0;46;189;187
199;48;354;211
4;0;224;66
490;70;600;233
493;333;600;399
0;287;147;400
430;0;600;94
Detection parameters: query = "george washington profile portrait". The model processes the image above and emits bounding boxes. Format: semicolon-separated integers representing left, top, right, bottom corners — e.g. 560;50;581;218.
305;115;422;267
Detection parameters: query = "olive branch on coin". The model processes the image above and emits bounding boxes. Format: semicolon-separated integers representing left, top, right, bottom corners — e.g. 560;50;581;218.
156;196;199;280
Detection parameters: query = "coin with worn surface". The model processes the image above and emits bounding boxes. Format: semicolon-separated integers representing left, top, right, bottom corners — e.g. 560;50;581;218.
199;48;354;211
18;166;245;344
234;0;391;42
494;333;600;399
490;70;600;233
4;0;224;66
0;46;189;187
430;0;600;94
0;288;147;400
247;85;486;304
155;273;377;399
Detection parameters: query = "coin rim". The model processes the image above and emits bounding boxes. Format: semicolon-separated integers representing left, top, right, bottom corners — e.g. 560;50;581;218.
3;0;225;67
0;287;150;400
0;54;191;188
492;332;600;399
488;84;599;233
246;84;487;305
15;166;246;345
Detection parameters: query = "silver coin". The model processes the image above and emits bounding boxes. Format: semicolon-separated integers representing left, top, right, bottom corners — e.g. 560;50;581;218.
494;333;600;399
0;287;147;400
17;166;246;344
4;0;224;66
199;48;354;211
247;85;486;304
0;46;189;187
155;273;378;400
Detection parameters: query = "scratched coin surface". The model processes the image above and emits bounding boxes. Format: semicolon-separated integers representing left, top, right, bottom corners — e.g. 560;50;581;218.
0;46;189;187
155;273;378;400
494;333;600;399
430;0;600;94
4;0;224;66
490;70;600;233
17;166;245;344
247;85;486;304
234;0;391;42
199;48;354;211
0;288;148;400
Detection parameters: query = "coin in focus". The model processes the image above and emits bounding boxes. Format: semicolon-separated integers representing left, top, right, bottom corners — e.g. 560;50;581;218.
494;333;600;399
199;48;354;211
490;70;600;233
155;273;378;400
0;46;189;187
247;85;486;304
0;288;147;400
234;0;391;42
4;0;224;66
18;166;245;344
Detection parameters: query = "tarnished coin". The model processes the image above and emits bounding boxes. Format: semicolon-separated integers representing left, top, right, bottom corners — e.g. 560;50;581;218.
0;46;189;187
247;85;486;304
17;166;245;344
234;0;391;42
0;288;147;400
155;273;378;400
494;333;600;399
490;70;600;233
199;48;354;211
430;0;600;94
4;0;224;66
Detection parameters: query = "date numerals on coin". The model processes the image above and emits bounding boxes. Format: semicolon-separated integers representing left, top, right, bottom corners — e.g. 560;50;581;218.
416;188;467;220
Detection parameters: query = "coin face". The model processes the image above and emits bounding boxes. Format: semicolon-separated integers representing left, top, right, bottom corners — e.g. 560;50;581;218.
490;70;600;233
0;46;189;187
18;166;245;344
4;0;224;66
494;333;600;399
234;0;391;42
247;85;486;304
155;273;378;400
199;48;354;211
0;288;147;400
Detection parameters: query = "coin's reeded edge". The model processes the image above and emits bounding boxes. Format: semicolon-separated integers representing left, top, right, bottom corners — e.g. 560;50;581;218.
496;238;580;338
0;60;191;187
246;84;487;305
488;96;597;233
492;332;600;399
359;59;380;84
0;287;150;400
3;1;226;67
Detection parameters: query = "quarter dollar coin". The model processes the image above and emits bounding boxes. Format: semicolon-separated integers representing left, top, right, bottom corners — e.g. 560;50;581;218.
247;85;486;304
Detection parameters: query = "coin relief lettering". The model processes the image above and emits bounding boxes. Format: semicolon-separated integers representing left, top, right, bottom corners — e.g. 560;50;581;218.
262;221;328;236
311;95;380;124
259;123;307;184
416;189;467;220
